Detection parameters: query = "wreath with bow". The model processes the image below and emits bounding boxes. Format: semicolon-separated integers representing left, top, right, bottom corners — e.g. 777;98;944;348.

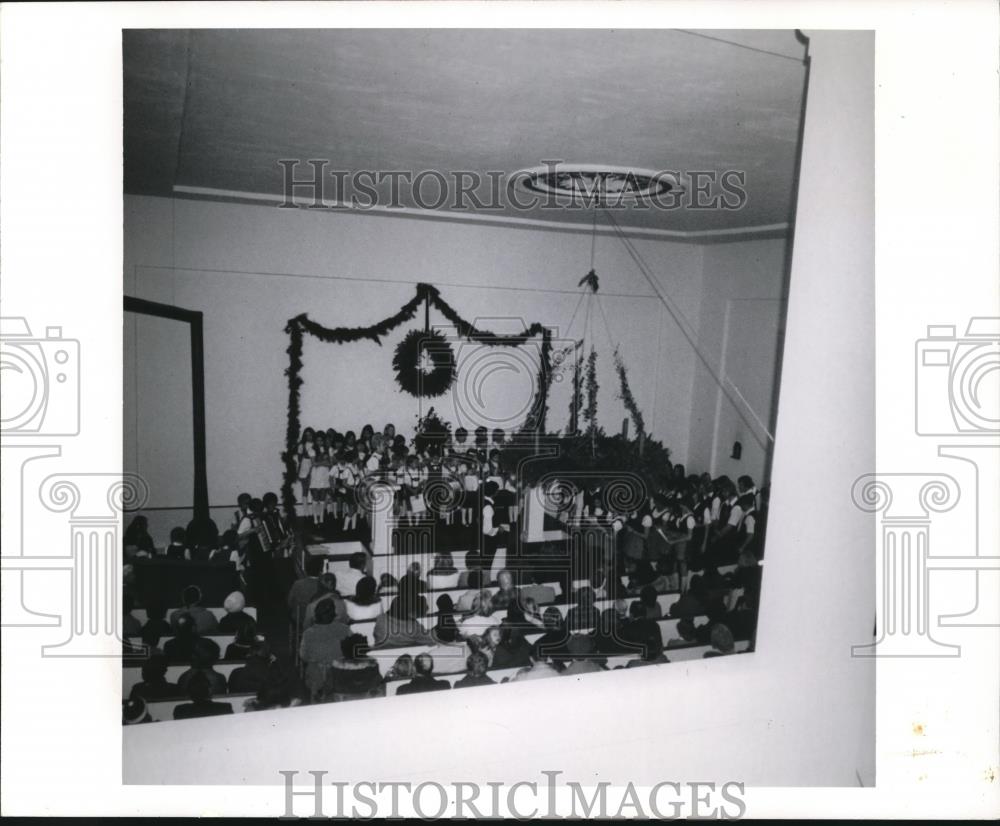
392;328;456;398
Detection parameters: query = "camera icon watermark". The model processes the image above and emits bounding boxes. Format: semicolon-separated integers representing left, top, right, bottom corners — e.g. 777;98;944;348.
0;316;81;436
853;316;1000;657
915;317;999;436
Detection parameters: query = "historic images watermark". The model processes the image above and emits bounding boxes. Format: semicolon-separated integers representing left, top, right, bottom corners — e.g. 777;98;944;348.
852;317;1000;658
279;770;746;819
276;159;749;212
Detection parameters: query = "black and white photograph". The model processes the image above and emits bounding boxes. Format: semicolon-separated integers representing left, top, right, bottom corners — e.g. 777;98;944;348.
121;28;801;726
1;2;997;818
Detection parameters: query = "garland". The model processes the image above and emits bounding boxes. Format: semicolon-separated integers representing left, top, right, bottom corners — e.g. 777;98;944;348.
613;348;645;439
392;329;456;397
281;283;553;517
567;351;584;435
584;347;599;434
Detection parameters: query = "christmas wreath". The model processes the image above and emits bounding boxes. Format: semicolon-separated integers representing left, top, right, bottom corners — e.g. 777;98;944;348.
392;328;456;398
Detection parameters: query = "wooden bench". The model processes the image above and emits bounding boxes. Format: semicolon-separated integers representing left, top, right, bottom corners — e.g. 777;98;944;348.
124;660;245;695
143;692;256;721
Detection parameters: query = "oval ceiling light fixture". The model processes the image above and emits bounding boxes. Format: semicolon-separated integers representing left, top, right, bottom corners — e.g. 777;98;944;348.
512;163;684;205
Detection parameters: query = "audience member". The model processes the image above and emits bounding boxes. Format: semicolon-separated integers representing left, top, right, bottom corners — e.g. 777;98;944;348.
303;573;348;628
123;697;152;725
704;623;736;658
561;634;607;676
490;623;532;670
140;602;171;640
299;598;351;700
373;596;434;649
345;575;383;621
123;593;142;637
169;586;219;635
129;656;180;702
223;624;257;661
177;637;227;695
228;638;277;693
328;634;384;701
396;653;451;695
164;527;191;561
173;672;233;720
218;591;255;635
454;652;495;689
337;552;369;599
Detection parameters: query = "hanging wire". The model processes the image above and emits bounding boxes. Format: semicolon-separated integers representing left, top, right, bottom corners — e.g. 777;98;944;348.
602;208;775;447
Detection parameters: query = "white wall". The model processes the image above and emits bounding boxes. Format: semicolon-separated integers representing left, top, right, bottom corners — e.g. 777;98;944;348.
124;195;710;517
686;237;790;483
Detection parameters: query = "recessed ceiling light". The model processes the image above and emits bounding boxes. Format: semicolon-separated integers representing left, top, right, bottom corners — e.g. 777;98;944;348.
512;163;683;205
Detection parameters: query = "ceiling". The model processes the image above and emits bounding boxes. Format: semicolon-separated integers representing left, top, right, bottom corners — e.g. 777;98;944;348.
123;29;808;236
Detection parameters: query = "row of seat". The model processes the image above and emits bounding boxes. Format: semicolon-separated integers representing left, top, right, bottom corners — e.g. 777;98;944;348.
128;591;687;652
129;605;258;625
135;635;753;721
123;615;720;694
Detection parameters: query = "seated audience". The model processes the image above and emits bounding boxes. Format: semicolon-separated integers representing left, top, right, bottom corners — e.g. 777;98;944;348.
337;551;369;599
123;593;142;638
303;573;348;628
124;515;156;558
396;652;451;695
530;606;571;665
219;591;256;635
164;526;191;561
427;552;460;590
490;622;532;670
668;576;707;619
458;591;497;640
431;594;459;643
299;598;351;700
287;556;324;620
621;601;661;655
163;613;219;664
454;651;496;689
397;562;427;599
704;623;736;658
140;602;171;640
566;586;600;632
129;656;180;702
456;552;481;588
224;625;258;661
489;569;518;612
177;637;228;695
639;584;663;619
173;672;233;720
511;649;561;682
518;571;556;607
345;575;383;621
384;653;415;682
561;634;607;676
169;586;219;635
666;617;699;649
244;672;301;712
591;607;632;656
455;569;483;614
625;621;669;668
373;595;434;649
123;697;152;725
228;637;278;693
328;633;384;701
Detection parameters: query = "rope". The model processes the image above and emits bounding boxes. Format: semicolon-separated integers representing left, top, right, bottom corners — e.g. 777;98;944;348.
602;208;775;447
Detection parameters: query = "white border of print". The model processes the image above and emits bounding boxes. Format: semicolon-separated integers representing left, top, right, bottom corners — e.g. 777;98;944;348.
1;0;997;819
